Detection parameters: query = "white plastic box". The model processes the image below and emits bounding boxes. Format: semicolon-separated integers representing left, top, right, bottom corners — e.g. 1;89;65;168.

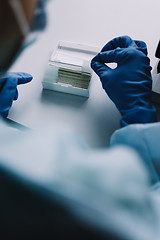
42;41;99;97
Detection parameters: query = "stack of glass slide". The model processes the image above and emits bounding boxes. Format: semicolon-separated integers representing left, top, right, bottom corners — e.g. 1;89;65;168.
42;41;99;97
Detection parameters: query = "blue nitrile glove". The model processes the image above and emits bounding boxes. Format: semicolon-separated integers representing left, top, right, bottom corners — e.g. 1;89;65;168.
0;72;33;118
91;36;157;127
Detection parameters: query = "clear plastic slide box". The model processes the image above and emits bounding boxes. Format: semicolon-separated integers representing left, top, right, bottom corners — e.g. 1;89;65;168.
42;41;99;97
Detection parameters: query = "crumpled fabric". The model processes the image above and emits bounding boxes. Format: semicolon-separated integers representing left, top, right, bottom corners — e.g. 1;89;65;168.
0;120;160;239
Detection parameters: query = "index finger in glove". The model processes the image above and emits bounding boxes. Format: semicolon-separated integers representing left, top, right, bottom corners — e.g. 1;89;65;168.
93;48;123;66
13;72;33;85
101;36;137;52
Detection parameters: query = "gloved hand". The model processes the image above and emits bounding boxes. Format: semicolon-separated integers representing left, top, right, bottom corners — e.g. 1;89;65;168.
91;36;157;127
0;72;33;117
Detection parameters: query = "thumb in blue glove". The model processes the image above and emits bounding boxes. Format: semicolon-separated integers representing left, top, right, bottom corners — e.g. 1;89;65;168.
0;72;33;118
91;36;157;127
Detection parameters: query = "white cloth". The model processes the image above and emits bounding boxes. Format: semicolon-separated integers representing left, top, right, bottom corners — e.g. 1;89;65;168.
111;123;160;182
0;120;160;240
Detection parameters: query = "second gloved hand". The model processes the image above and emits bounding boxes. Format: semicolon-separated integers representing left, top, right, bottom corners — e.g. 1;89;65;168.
91;36;157;127
0;72;33;117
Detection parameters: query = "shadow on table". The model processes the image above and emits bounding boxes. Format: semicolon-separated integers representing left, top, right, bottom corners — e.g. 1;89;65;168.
41;89;88;108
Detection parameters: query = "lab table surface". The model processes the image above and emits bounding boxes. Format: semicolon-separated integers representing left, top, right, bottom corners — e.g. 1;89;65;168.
8;0;160;148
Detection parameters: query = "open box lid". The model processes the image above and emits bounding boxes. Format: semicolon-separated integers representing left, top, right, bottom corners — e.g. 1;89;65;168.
49;41;99;74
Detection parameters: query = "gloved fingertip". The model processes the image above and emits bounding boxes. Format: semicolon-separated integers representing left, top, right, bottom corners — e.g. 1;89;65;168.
135;40;148;56
13;89;18;101
0;111;8;118
91;53;101;63
26;74;33;81
17;72;33;84
90;59;97;71
138;47;148;56
90;57;101;71
21;72;33;80
91;54;101;70
91;59;110;77
92;52;110;65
